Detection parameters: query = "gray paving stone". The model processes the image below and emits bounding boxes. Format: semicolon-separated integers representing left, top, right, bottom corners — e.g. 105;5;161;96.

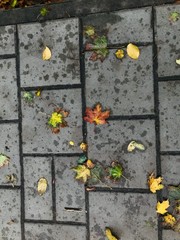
0;189;21;240
159;81;180;151
0;59;18;120
85;46;154;115
18;19;80;87
83;7;152;44
156;5;180;77
0;124;20;186
25;223;86;240
162;230;180;240
89;192;157;240
87;120;156;188
161;155;180;185
24;157;52;220
55;156;86;222
0;25;15;55
22;89;83;153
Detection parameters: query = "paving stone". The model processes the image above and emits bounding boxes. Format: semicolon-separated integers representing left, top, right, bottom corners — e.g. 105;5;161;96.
25;223;86;240
159;81;180;151
85;46;154;115
55;156;86;222
83;7;152;44
161;155;180;185
89;192;157;240
0;59;18;120
87;120;156;188
18;19;80;87
156;5;180;77
0;189;21;240
24;157;52;220
0;25;15;55
22;89;83;153
162;230;180;240
0;124;20;186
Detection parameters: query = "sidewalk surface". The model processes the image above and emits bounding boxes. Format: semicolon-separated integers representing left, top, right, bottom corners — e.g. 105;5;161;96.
0;1;179;240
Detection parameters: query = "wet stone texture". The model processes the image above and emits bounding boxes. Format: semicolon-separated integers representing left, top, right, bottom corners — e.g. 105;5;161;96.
0;25;15;55
18;18;80;87
25;224;86;240
24;157;52;220
87;120;156;188
83;7;153;44
85;47;154;115
0;189;21;240
21;89;83;153
159;81;180;151
89;192;157;240
55;156;86;222
156;5;180;77
0;124;20;186
0;59;18;120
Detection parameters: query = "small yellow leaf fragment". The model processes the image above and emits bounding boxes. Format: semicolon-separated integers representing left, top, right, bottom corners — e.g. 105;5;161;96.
156;200;170;215
80;142;88;152
164;214;176;227
86;159;95;169
127;43;140;60
42;46;51;60
148;173;164;193
69;141;75;146
35;89;42;97
105;228;118;240
37;177;48;196
115;49;124;59
127;141;145;152
176;59;180;65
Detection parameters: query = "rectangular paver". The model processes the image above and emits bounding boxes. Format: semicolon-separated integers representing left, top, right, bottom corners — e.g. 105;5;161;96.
85;46;154;115
162;230;180;240
0;59;18;120
22;89;83;153
18;19;80;87
156;5;180;77
25;224;86;240
0;124;20;186
0;189;21;240
89;192;157;240
87;120;156;188
159;81;180;151
24;157;52;220
0;25;15;55
55;156;86;222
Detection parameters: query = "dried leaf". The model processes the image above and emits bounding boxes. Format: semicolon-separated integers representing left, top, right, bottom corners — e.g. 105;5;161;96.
164;214;176;227
0;153;10;168
42;46;52;60
37;177;48;196
84;103;110;125
176;59;180;65
86;159;95;169
127;141;145;152
77;155;87;165
40;7;49;17
156;200;170;215
72;165;90;183
105;228;118;240
80;142;88;152
115;49;124;59
127;43;140;60
148;173;164;193
6;174;17;187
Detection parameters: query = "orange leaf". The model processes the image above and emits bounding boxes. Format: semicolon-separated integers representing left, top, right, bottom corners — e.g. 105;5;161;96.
84;103;110;125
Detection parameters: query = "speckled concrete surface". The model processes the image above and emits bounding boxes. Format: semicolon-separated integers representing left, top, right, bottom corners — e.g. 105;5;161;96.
0;3;179;240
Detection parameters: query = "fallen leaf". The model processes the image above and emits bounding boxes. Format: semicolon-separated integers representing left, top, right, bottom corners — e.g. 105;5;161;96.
77;155;87;164
115;49;124;59
127;43;140;60
127;141;145;152
84;25;95;37
6;174;17;187
37;177;48;196
69;141;75;146
23;92;34;103
84;103;110;125
164;214;176;227
10;0;17;8
169;11;180;22
167;185;180;201
0;153;10;168
48;112;63;128
176;59;180;65
105;228;118;240
80;142;88;152
108;162;123;181
72;165;91;183
156;200;170;215
35;89;42;97
173;219;180;233
148;173;164;193
86;159;95;169
89;164;104;184
40;7;49;17
42;46;51;60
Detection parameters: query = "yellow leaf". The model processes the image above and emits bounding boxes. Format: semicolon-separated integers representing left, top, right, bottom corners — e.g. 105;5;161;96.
148;173;164;193
164;214;176;227
156;200;170;215
105;228;118;240
176;59;180;65
42;46;51;60
115;49;124;59
80;142;88;152
37;177;48;196
127;43;140;60
69;141;75;146
35;89;42;97
72;165;91;183
86;159;95;169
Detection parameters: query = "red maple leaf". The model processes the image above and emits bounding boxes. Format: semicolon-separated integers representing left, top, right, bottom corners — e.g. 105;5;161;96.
84;103;110;125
